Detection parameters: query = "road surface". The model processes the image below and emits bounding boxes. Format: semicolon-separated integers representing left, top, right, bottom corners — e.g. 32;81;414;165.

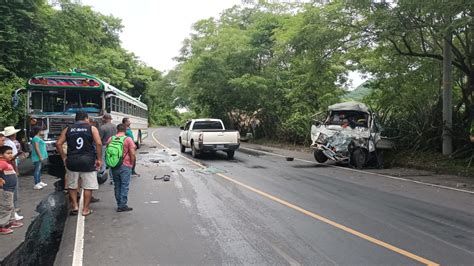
56;127;474;265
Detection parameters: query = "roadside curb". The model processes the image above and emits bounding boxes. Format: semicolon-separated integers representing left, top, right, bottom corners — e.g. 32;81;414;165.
1;181;68;266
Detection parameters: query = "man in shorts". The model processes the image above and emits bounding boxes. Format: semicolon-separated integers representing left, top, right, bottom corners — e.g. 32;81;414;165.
56;111;102;216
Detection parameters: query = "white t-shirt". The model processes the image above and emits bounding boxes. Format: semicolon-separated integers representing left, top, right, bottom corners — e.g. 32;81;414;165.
4;138;18;156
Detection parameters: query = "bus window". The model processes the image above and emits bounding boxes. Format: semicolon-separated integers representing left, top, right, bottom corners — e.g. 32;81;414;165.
31;91;42;111
43;91;65;112
65;90;102;113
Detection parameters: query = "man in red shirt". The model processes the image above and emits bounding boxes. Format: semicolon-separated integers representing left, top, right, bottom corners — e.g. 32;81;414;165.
108;124;136;212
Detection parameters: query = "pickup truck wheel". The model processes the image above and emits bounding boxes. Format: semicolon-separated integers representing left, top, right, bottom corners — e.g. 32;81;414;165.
313;150;328;163
179;139;186;153
226;150;235;160
191;144;199;158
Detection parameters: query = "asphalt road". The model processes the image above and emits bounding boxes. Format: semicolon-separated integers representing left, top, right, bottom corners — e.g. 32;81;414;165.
56;127;474;266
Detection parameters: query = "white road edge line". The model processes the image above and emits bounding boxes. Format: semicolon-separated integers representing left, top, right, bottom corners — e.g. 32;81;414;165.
72;189;85;266
239;146;474;195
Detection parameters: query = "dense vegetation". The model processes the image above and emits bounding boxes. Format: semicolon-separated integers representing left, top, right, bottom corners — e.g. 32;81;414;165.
173;1;473;156
1;1;472;161
0;0;180;126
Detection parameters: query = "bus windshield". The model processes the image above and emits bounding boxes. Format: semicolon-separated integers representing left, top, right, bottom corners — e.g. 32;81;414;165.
30;89;103;114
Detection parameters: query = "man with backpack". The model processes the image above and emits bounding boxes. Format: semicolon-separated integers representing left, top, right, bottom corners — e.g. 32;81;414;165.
105;124;136;212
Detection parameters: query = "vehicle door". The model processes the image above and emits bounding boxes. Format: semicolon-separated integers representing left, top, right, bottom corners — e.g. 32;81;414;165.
182;121;192;146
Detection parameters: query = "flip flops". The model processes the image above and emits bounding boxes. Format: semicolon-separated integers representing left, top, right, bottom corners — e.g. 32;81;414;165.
82;209;93;216
69;209;78;216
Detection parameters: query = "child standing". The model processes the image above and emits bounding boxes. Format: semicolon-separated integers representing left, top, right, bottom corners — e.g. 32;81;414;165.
31;126;48;190
0;146;23;235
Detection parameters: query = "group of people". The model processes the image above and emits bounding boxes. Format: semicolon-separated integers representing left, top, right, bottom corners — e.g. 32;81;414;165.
56;111;137;217
0;126;30;235
0;111;138;235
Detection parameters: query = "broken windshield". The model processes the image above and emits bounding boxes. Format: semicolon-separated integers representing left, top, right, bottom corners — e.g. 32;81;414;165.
326;111;369;128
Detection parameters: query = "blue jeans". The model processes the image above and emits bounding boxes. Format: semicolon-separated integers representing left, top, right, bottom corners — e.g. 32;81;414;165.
111;165;132;208
33;161;42;185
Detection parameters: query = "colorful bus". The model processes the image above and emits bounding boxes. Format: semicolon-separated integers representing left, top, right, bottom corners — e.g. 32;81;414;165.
23;70;148;156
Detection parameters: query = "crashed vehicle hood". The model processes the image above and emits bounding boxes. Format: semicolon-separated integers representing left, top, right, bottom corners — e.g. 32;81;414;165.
311;125;376;153
311;125;371;142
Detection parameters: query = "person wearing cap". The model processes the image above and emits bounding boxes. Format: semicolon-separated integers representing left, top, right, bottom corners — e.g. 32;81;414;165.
1;126;24;221
99;114;116;182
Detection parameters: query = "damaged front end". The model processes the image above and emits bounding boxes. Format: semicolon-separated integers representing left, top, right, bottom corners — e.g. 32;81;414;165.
311;127;372;165
309;101;386;168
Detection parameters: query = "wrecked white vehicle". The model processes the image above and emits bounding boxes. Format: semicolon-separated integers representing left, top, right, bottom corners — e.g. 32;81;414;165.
310;102;393;168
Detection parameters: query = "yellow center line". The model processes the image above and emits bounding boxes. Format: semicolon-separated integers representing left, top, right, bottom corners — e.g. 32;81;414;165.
152;130;439;266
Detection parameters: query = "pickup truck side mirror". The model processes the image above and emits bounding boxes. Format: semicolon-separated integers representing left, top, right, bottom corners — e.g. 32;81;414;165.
179;126;184;130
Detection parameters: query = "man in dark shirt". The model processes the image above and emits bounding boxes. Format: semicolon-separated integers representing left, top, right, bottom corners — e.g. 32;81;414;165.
56;111;102;216
122;117;139;177
99;114;116;179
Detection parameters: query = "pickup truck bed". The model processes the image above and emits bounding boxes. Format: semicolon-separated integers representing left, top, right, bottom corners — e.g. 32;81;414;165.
179;119;240;159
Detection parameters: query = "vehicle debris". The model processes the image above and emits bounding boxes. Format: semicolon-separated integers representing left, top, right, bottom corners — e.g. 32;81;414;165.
154;175;171;181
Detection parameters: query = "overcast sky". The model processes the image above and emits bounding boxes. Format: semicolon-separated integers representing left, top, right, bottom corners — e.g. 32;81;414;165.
80;0;364;88
81;0;241;71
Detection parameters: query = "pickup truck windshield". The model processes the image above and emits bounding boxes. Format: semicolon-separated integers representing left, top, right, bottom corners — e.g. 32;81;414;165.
193;121;223;130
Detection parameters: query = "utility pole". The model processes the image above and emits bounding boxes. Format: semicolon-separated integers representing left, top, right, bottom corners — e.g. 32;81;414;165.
442;32;453;155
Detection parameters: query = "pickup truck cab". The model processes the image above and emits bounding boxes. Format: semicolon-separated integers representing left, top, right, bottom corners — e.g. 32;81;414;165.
179;119;240;159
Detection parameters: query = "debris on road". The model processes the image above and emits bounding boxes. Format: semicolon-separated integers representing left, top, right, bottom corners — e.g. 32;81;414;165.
171;154;177;156
150;159;165;164
195;167;226;175
286;157;294;161
154;175;171;181
180;168;185;172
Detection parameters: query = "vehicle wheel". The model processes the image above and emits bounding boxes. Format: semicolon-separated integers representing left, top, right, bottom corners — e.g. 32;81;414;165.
191;143;199;158
313;150;328;163
375;150;384;169
97;171;108;185
350;148;367;169
226;150;235;160
179;138;186;153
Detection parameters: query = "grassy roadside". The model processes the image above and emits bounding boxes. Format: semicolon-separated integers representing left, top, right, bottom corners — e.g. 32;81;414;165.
386;150;474;178
247;139;474;178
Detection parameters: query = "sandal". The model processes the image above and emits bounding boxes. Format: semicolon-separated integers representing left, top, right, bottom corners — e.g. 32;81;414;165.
69;209;78;216
82;209;93;216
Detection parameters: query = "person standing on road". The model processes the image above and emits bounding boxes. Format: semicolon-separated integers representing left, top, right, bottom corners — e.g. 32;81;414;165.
0;146;23;235
1;126;23;221
106;123;135;212
122;118;139;177
30;126;48;190
99;114;116;183
56;111;102;216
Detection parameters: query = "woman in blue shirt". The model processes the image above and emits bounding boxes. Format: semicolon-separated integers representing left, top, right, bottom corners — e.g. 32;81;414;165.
31;126;48;190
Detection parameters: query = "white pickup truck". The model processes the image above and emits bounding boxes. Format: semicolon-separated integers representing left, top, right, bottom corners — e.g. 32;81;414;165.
179;119;240;159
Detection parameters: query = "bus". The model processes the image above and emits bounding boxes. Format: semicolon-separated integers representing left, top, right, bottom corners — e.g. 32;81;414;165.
22;70;148;157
